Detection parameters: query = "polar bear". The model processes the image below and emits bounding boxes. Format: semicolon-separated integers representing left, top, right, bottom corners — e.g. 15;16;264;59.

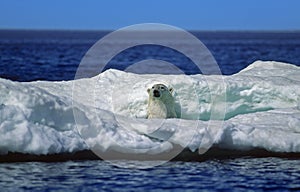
147;83;177;119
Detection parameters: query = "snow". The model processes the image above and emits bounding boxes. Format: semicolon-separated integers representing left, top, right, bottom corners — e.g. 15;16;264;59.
0;61;299;156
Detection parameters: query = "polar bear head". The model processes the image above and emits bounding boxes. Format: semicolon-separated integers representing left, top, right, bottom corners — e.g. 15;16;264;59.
147;83;177;119
147;83;173;99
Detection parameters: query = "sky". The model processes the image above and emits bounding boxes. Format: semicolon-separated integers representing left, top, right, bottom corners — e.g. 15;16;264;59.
0;0;299;31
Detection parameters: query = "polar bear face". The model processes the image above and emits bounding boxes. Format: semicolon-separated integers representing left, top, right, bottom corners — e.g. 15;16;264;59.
147;84;173;99
147;83;177;119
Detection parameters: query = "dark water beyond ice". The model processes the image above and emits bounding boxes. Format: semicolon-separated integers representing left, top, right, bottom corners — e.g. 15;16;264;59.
1;30;300;81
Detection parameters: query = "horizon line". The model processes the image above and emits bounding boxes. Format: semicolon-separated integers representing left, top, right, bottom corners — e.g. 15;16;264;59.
1;27;300;33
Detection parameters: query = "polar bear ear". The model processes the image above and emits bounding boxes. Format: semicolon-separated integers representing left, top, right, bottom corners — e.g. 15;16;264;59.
169;87;174;93
147;88;150;94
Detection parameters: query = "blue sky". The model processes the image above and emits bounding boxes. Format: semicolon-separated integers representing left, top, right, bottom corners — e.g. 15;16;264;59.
0;0;299;30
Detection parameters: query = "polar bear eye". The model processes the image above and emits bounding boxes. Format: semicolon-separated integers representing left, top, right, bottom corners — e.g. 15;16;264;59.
161;86;165;90
152;86;154;89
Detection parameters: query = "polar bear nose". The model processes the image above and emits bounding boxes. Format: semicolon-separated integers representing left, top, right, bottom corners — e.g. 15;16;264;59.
153;90;160;97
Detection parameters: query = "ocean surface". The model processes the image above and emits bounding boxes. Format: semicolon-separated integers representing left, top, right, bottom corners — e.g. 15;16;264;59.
1;30;300;191
1;30;300;81
1;158;299;191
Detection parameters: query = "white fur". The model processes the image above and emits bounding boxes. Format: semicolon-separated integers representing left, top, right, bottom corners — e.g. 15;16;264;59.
147;83;177;119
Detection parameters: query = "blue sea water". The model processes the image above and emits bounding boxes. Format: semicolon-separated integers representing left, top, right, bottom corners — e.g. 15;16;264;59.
1;30;300;191
0;30;300;81
1;158;299;191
